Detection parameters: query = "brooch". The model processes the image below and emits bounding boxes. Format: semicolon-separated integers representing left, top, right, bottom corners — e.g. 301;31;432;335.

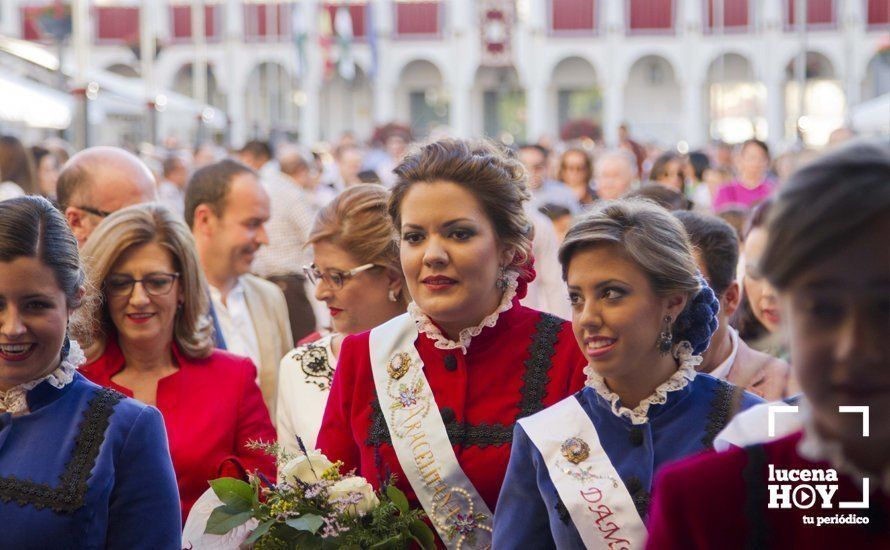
387;352;412;380
561;437;590;464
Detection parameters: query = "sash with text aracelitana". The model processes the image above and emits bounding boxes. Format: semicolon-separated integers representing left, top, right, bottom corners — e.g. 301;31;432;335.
369;314;493;549
519;396;647;550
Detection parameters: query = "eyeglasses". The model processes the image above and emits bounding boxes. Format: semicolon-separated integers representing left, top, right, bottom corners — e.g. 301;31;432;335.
105;273;181;297
75;205;114;218
303;263;378;290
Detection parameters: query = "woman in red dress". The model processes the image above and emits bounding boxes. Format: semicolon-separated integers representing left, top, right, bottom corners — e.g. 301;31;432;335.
77;203;276;523
317;139;587;547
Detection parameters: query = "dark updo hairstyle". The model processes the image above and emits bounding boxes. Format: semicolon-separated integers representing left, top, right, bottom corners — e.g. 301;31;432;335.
0;196;84;308
389;139;535;282
761;140;890;289
0;196;91;353
559;199;719;355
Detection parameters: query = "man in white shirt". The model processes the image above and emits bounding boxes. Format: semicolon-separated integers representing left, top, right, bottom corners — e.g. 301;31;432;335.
674;211;790;401
157;153;189;218
238;141;316;342
186;159;294;417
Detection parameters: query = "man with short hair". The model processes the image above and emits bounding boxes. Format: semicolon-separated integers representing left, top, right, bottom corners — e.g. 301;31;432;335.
57;146;158;247
186;159;294;417
517;144;579;214
277;145;335;213
237;140;275;174
593;149;637;200
157;153;189;218
674;211;789;400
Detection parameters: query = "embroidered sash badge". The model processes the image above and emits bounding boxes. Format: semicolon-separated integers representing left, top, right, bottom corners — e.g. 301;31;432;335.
388;352;412;380
561;437;590;464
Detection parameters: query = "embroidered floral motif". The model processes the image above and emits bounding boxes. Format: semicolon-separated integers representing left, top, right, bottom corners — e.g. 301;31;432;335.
389;380;425;411
430;486;492;547
366;312;564;449
0;340;85;416
584;341;700;425
408;270;520;354
0;387;123;513
292;336;335;391
558;461;621;488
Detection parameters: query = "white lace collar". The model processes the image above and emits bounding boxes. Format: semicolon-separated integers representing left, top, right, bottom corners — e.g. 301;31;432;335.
408;270;520;355
584;341;703;425
0;339;85;417
797;400;890;494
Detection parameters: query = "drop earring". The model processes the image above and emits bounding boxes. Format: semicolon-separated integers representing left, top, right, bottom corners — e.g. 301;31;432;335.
656;315;673;356
388;290;398;303
495;266;509;291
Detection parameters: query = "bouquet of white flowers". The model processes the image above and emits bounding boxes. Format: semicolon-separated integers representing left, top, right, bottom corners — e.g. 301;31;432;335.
201;439;435;549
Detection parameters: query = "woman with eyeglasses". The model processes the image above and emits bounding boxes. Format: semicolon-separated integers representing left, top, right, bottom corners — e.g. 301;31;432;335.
316;140;587;547
76;203;276;523
276;184;407;452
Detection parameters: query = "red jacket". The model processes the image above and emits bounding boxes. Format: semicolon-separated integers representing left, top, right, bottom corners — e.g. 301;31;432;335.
81;338;277;523
316;302;587;513
647;431;890;549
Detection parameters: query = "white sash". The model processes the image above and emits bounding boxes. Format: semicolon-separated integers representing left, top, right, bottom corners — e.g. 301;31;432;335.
520;396;647;550
369;314;493;550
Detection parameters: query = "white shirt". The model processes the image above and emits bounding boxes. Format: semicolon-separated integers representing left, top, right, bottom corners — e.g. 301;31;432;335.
522;207;573;320
157;180;185;219
0;181;25;202
709;327;741;380
209;280;261;368
251;172;316;278
276;334;336;452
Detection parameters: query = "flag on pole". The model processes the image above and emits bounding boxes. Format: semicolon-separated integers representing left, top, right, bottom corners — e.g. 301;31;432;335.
292;2;308;79
366;1;378;80
334;5;355;81
318;5;335;80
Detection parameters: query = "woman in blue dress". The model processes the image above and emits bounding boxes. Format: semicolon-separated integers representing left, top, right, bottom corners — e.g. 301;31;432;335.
0;196;181;548
493;199;762;549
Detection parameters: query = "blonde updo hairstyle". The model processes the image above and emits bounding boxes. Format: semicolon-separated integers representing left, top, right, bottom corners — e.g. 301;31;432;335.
76;203;214;358
389;139;535;282
309;184;407;304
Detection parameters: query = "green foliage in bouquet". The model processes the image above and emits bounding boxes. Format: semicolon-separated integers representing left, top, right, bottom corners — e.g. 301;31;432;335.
205;441;435;550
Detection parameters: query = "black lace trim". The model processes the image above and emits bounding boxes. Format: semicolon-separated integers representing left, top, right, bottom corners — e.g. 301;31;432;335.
366;398;514;448
365;312;565;449
555;492;571;525
701;380;744;449
0;388;123;513
291;340;334;391
743;444;771;550
516;313;562;421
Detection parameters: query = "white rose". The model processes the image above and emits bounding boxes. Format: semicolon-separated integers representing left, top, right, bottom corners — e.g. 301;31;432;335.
327;476;380;516
280;451;334;485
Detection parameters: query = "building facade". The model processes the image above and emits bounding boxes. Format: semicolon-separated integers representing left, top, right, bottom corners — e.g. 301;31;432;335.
3;0;888;149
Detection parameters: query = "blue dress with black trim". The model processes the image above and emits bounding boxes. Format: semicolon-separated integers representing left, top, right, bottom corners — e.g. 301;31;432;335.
0;372;181;549
493;371;763;550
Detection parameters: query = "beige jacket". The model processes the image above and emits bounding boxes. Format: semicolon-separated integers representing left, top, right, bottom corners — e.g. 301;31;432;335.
241;274;294;419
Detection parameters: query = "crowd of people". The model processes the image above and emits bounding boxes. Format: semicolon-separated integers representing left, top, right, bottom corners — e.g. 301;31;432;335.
0;123;887;549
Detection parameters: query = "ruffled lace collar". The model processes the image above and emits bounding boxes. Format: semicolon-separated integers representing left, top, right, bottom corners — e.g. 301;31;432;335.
797;400;890;494
408;270;520;354
0;339;84;417
584;341;702;425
